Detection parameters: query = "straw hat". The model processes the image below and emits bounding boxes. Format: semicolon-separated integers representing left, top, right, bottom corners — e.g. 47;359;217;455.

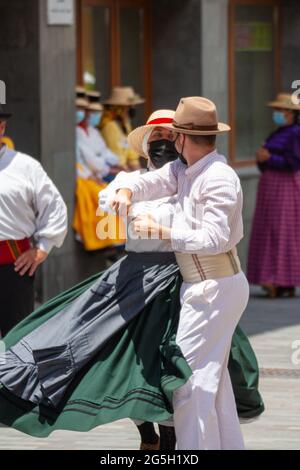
104;86;145;106
128;109;175;158
86;90;102;99
75;86;89;109
164;97;230;135
87;90;103;112
75;86;86;96
268;92;300;111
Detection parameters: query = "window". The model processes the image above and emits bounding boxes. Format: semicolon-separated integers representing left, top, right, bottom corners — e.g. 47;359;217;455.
77;0;152;121
229;0;281;166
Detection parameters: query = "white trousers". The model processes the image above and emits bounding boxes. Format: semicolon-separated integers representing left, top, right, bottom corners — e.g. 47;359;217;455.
173;271;250;450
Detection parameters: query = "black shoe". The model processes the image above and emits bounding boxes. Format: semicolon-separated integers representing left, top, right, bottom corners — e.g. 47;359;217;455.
277;286;296;298
158;425;176;450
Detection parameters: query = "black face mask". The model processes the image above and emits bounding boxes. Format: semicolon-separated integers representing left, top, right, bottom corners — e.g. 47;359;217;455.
148;139;180;169
128;107;136;120
175;134;187;165
178;153;187;165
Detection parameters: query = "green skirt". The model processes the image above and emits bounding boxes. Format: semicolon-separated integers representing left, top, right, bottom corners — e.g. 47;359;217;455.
0;272;264;438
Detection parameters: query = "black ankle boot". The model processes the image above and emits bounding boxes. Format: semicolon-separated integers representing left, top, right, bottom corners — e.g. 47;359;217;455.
158;425;176;450
136;422;160;450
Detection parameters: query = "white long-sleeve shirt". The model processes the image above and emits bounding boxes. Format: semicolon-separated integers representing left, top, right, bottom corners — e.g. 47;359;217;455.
76;126;119;180
99;170;176;252
0;145;68;253
115;150;244;255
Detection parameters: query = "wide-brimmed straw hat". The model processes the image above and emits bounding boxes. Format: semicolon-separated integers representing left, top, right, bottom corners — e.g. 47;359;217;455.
104;86;145;106
267;92;300;111
0;104;12;120
165;96;230;135
75;86;89;109
128;109;175;158
87;90;103;112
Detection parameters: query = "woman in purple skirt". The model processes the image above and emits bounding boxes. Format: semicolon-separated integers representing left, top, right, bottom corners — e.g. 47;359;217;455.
247;93;300;298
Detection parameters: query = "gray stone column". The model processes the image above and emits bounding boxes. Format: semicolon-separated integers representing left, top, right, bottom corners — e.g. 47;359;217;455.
200;0;229;156
0;0;40;157
152;0;202;108
37;0;77;299
200;0;260;270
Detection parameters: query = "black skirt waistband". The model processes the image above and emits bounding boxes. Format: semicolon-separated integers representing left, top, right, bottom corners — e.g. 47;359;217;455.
125;251;176;264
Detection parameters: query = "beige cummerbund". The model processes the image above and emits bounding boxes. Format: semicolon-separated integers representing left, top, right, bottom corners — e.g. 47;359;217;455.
175;247;241;284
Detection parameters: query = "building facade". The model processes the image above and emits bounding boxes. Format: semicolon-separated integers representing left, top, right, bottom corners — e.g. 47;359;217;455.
1;0;300;300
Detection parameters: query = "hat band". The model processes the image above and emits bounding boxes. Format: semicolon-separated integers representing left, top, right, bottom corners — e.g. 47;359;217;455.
173;121;218;131
147;117;174;125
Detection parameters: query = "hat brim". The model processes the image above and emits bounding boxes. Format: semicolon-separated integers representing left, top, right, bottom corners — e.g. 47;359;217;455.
267;101;300;111
89;103;104;112
0;113;12;120
128;122;173;158
164;122;231;135
104;98;145;106
76;98;89;109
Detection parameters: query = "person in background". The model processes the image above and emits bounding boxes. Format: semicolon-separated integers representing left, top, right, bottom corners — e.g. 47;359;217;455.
73;88;125;251
86;90;123;182
101;86;144;171
247;93;300;298
0;104;67;336
1;135;14;149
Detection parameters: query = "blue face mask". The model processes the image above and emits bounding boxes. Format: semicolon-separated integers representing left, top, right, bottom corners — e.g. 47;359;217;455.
272;110;287;127
76;110;86;124
88;112;103;128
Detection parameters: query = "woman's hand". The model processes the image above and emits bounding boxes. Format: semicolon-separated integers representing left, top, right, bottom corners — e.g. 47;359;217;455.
256;147;271;162
132;214;171;240
110;188;133;215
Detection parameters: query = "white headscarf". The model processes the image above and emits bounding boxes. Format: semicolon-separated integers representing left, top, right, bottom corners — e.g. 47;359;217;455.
142;129;153;159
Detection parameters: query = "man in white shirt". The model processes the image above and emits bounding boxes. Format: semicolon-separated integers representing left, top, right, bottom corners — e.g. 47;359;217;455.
111;97;250;450
0;105;68;336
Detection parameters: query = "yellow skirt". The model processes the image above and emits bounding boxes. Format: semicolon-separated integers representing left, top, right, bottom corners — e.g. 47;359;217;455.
73;178;126;251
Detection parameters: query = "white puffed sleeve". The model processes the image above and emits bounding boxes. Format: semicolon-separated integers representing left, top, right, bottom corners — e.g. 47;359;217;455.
31;163;68;253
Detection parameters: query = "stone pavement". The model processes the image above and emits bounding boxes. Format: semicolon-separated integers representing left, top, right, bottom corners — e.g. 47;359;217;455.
0;286;299;450
239;286;300;450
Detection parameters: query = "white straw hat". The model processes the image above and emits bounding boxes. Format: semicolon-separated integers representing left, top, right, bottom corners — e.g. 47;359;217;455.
128;109;175;158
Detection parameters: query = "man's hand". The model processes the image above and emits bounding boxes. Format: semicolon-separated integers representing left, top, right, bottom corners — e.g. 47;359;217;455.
133;214;171;240
14;248;48;277
256;147;271;162
110;188;133;216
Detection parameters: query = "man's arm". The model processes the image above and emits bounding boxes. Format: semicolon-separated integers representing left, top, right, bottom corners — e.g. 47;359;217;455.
170;178;243;254
99;170;136;214
32;162;68;254
114;160;180;202
15;162;68;277
133;176;243;255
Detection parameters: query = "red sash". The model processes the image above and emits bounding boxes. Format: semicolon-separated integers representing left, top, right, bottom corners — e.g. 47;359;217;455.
0;238;31;265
